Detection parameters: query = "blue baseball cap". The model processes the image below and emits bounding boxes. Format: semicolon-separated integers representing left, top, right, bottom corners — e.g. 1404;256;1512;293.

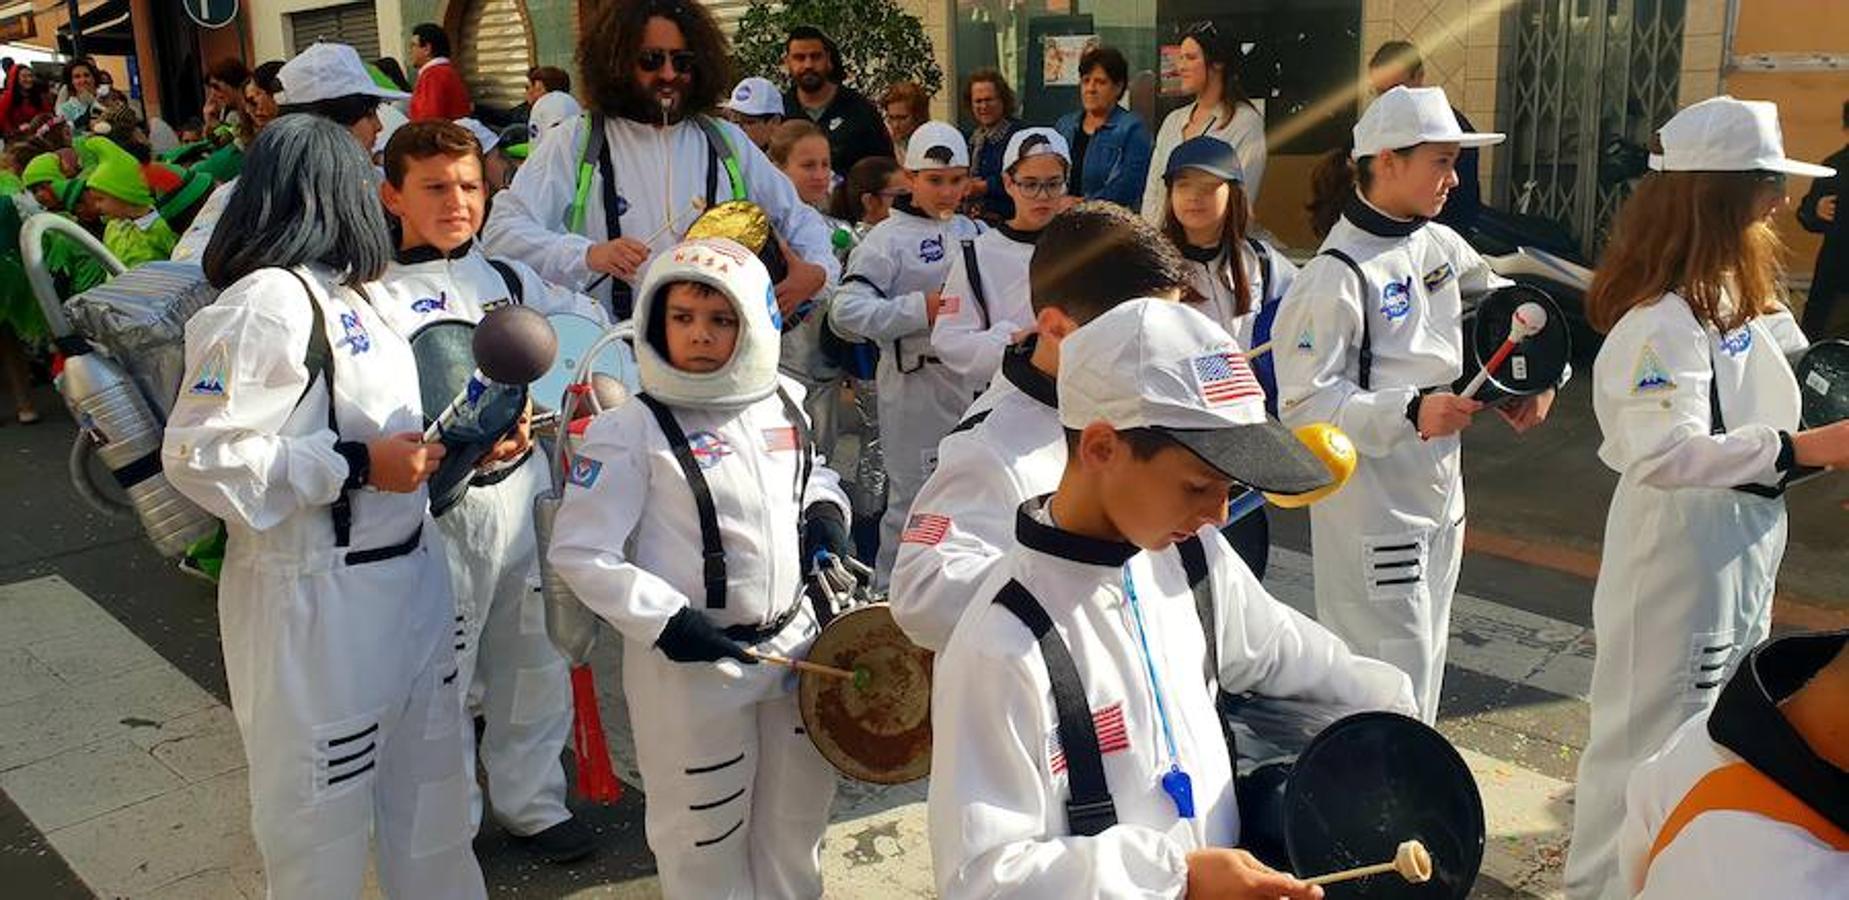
1164;135;1244;184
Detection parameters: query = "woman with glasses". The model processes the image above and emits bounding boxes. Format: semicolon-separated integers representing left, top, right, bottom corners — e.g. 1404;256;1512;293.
1141;21;1267;224
1053;45;1153;209
483;0;837;322
933;127;1072;387
1566;96;1849;900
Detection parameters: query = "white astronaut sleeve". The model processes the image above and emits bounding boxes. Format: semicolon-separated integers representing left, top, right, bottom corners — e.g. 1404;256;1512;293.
928;635;1190;899
1206;532;1417;715
830;235;931;342
508;257;612;326
782;378;851;519
930;243;1015;383
1594;314;1782;488
1630;816;1845;900
1760;306;1811;354
168;180;234;263
727;121;842;287
549;406;696;646
161;270;350;532
482;115;600;291
1272;257;1421;456
890;436;1019;652
1263;244;1300;307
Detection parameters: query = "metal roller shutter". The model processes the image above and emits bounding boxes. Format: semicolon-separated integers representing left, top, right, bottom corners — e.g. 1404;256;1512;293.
457;0;535;111
707;0;752;39
288;2;382;61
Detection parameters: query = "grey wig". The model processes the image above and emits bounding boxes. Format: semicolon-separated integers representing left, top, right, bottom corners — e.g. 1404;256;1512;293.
202;113;392;289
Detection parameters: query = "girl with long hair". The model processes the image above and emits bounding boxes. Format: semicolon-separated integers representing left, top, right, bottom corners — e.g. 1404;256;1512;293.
1564;96;1849;900
1141;20;1268;222
162;114;487;900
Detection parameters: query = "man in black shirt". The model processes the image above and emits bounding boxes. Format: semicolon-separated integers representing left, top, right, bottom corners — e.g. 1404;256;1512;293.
782;26;894;175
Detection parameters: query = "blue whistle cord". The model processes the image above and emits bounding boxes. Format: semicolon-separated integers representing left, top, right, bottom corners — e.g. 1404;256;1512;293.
1122;567;1194;820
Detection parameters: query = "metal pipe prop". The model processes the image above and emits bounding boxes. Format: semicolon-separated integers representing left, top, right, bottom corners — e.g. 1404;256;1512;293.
1459;301;1548;400
1304;839;1433;887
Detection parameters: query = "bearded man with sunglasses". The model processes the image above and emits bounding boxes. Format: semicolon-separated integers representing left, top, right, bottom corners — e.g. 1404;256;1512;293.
483;0;837;321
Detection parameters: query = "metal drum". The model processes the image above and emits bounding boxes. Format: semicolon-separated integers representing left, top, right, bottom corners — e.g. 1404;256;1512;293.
796;603;934;784
1791;338;1849;427
1453;285;1570;405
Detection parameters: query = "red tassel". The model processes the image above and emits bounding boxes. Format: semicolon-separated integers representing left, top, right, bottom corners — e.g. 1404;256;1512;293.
569;665;623;803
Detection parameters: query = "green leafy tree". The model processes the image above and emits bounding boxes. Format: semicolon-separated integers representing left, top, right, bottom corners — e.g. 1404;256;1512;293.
732;0;944;100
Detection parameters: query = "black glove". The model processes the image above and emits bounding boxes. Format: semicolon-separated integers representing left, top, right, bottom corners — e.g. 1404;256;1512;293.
801;504;853;567
654;607;756;664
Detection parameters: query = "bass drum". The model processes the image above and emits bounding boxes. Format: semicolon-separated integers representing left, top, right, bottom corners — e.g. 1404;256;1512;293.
796;603;933;784
1452;285;1570;405
1238;712;1485;898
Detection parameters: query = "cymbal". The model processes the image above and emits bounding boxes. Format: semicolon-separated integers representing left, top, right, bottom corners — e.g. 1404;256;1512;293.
797;603;934;784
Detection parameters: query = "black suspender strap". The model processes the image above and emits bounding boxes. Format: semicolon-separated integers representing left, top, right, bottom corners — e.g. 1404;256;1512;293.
1177;536;1217;680
705;138;720;208
1248;237;1273;312
592;114;637;320
993;580;1119;837
284;269;348;548
1706;338;1793;499
637;393;728;609
959;239;992;330
772;385;814;506
487;259;524;305
948;408;993;437
1318;248;1371;390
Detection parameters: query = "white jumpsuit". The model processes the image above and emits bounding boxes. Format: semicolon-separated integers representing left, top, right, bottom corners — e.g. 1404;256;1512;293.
929;499;1412;898
930;224;1038;386
829;205;985;583
1272;198;1511;722
1564;294;1806;900
1180;238;1299;352
549;379;851;900
481;113;840;316
374;244;610;836
162;265;486;900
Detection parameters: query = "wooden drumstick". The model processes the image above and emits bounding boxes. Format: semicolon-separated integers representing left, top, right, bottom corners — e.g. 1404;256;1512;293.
746;650;857;682
1304;840;1432;887
1244;340;1273;359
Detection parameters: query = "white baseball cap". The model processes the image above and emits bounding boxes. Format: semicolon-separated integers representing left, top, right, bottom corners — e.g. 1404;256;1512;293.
1352;85;1503;159
1059;300;1333;495
725;77;786;118
1003;127;1070;171
1648;95;1834;178
904;121;970;170
455;117;500;154
277;42;410;106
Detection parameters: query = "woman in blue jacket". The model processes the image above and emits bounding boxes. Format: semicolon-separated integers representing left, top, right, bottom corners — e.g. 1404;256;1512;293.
1054;46;1154;210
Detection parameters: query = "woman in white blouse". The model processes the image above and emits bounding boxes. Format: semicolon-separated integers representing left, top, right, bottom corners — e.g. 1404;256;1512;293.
1141;21;1268;223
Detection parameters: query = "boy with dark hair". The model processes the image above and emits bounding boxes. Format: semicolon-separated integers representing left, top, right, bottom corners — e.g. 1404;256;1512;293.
374;119;608;863
928;299;1410;898
892;200;1189;650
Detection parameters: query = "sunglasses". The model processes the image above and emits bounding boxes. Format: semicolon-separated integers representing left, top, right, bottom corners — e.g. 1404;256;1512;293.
638;49;697;74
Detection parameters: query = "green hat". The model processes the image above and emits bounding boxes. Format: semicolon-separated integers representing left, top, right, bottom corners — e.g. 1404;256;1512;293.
58;176;88;212
82;138;153;208
153;165;215;227
22;152;66;189
503;142;531;160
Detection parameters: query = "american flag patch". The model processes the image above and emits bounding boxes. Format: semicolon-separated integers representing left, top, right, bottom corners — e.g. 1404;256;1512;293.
1047;702;1129;774
762;426;799;452
1190;351;1264;407
900;513;952;545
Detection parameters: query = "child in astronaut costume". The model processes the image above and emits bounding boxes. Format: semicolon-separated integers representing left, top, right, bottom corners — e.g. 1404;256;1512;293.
1160;135;1298;409
1615;630;1849;900
550;238;853;899
928;301;1411;900
161;114;485;900
829;120;985;582
931;127;1071;386
1272;86;1554;723
1564;96;1849;900
372;121;611;859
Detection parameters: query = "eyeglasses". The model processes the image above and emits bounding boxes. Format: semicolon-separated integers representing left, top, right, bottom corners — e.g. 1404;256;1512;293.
638;49;697;74
1011;178;1067;199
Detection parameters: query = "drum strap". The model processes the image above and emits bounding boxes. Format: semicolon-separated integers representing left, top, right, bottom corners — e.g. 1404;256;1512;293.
284;269;348;548
635;386;814;612
959;239;992;331
1317;249;1372;390
1247;238;1281;416
1705;341;1799;498
487;258;524;306
1178;536;1243;763
992;580;1120;837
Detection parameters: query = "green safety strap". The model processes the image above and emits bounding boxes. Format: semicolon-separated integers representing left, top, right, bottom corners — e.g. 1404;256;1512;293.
565;113;746;236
